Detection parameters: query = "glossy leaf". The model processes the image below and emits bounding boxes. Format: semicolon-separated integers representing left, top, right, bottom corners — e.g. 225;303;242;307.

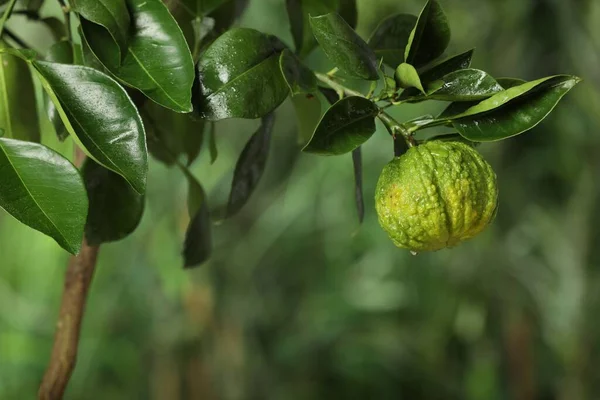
310;13;378;80
280;49;317;95
395;63;425;93
196;28;288;120
400;49;473;100
32;61;147;194
44;40;72;141
70;0;131;61
144;101;204;166
0;41;40;142
0;138;88;254
452;76;580;141
183;171;212;268
83;158;144;245
404;0;451;68
291;94;322;144
424;69;503;101
227;114;275;217
367;14;417;68
286;0;338;57
303;96;379;155
442;76;569;120
352;147;364;223
81;0;195;113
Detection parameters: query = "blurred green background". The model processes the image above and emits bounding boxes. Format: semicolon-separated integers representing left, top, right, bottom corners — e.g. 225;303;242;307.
1;0;600;398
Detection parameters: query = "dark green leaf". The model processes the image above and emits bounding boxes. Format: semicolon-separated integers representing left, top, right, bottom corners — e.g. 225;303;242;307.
182;171;212;268
70;0;131;62
404;0;450;68
83;158;144;245
32;61;147;193
496;77;527;89
23;0;44;11
367;14;417;68
399;49;473;100
41;17;68;41
395;63;425;93
286;0;338;57
291;94;322;144
309;13;378;80
144;101;204;166
280;49;317;95
44;40;72;141
0;41;39;142
227;114;274;217
81;0;195;112
424;69;503;101
337;0;357;29
303;96;378;155
208;0;249;34
351;146;364;223
0;138;88;254
208;122;218;164
196;28;288;120
452;76;580;141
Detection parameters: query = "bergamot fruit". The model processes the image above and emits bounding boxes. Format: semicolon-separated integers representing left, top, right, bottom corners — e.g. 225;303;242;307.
375;140;498;252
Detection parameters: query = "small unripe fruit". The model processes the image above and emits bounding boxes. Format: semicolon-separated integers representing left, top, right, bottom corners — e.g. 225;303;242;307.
375;141;498;252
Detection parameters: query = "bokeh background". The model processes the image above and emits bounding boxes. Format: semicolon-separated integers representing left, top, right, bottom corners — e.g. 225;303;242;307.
1;0;600;398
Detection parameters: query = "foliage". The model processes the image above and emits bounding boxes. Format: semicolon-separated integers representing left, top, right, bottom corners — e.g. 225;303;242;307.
0;0;579;265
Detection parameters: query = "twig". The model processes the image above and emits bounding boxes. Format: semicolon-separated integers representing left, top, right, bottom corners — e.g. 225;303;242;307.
0;0;18;36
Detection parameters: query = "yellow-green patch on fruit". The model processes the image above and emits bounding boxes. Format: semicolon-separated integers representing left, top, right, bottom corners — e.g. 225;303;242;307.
375;141;498;252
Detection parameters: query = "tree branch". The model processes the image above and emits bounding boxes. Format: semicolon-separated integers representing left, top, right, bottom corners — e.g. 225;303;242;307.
38;239;100;399
39;149;99;400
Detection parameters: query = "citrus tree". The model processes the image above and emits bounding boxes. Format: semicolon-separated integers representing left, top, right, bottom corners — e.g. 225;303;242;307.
0;0;579;398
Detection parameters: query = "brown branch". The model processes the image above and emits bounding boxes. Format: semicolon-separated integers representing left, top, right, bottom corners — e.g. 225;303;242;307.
39;147;99;400
38;239;100;399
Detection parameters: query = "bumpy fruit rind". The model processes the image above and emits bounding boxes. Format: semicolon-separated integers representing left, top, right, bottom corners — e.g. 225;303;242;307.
375;141;498;252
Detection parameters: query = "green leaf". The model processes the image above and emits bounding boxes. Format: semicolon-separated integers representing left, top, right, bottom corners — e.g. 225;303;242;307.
0;41;40;142
352;147;364;223
395;63;425;93
404;0;451;68
399;49;473;100
0;138;88;254
81;0;195;113
337;0;357;29
196;28;289;120
367;14;417;68
452;76;581;141
70;0;131;62
208;122;218;164
286;0;338;57
279;49;317;95
496;77;527;89
182;171;212;268
309;13;378;80
41;17;68;41
303;96;379;155
44;40;73;141
442;76;570;120
144;101;204;166
83;158;144;245
227;114;274;217
291;94;322;144
32;61;148;194
424;69;503;101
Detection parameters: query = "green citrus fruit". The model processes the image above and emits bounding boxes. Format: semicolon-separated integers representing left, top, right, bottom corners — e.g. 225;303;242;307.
375;141;498;252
